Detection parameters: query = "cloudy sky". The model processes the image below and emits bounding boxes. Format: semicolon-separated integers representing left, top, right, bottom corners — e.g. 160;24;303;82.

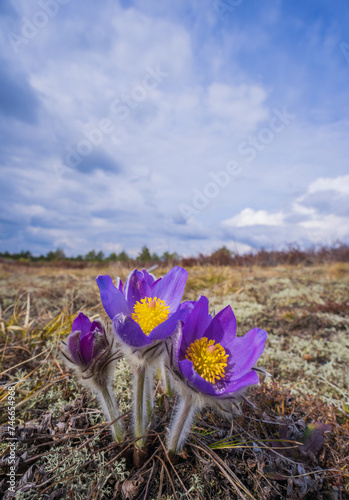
1;0;349;257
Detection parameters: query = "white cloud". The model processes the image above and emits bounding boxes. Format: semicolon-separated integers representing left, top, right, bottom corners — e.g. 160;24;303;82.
291;202;316;216
222;208;285;228
219;174;349;249
298;214;349;242
307;175;349;195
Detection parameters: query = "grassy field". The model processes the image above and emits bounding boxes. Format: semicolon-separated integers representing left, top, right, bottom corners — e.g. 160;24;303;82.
0;261;348;499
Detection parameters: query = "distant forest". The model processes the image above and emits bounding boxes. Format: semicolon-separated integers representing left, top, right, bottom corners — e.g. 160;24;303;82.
1;243;349;267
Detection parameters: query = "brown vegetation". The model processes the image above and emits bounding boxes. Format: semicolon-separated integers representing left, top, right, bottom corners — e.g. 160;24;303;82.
0;260;348;499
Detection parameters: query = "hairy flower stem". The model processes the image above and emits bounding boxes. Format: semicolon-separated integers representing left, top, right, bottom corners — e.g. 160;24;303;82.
160;359;173;397
134;366;151;448
167;394;198;454
99;385;123;443
145;370;153;423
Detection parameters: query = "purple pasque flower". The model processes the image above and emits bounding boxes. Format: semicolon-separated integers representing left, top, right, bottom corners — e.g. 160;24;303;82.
96;267;190;358
66;312;106;366
166;295;268;453
61;312;121;385
61;312;124;442
168;295;268;400
97;267;190;449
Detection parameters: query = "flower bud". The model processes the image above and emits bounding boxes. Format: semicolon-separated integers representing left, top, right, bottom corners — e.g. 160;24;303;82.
61;312;121;389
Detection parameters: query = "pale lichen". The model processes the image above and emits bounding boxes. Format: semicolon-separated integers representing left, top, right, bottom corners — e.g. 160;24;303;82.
113;357;132;412
15;446;128;499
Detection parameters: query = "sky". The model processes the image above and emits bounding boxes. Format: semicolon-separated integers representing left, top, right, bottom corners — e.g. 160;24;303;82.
0;0;349;257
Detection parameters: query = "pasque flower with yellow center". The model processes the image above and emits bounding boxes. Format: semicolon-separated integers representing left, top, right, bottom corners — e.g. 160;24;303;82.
132;296;170;335
96;267;191;449
185;337;229;384
165;295;268;454
96;267;191;358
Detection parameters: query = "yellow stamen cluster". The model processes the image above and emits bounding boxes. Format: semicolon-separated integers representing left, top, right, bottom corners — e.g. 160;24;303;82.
132;297;170;335
185;337;228;384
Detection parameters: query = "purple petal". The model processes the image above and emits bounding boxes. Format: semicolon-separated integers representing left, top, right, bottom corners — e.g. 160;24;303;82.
67;330;82;364
214;370;260;398
96;275;130;319
151;267;188;312
90;321;103;334
204;305;237;347
149;308;190;341
116;277;123;292
179;358;216;395
227;328;268;380
72;312;92;336
141;269;156;286
179;360;260;397
79;331;95;365
90;322;107;358
152;277;161;288
177;300;196;311
113;314;152;348
180;296;212;356
124;269;152;310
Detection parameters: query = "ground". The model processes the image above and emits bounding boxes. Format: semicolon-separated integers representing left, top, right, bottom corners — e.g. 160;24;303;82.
0;261;348;499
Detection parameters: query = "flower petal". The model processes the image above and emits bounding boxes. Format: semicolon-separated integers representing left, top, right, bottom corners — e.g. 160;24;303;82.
124;269;152;309
227;328;268;380
113;313;152;348
67;329;82;364
90;321;103;334
179;361;260;397
204;305;237;347
72;312;91;336
179;296;212;357
179;358;216;395
141;269;156;286
177;300;196;311
115;277;123;292
214;370;260;398
79;331;95;365
96;275;130;319
151;266;188;312
149;308;189;341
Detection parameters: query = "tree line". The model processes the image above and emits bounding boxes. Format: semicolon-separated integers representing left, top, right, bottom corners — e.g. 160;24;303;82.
1;243;349;267
0;246;179;265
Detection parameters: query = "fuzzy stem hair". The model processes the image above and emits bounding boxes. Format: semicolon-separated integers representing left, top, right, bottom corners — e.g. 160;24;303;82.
144;369;154;424
167;393;199;454
160;358;173;397
98;385;123;442
133;366;147;448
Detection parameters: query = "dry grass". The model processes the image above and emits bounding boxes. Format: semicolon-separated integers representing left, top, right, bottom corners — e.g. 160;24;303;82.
0;262;348;499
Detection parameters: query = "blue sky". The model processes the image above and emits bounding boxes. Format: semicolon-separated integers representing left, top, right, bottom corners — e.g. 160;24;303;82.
1;0;349;256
